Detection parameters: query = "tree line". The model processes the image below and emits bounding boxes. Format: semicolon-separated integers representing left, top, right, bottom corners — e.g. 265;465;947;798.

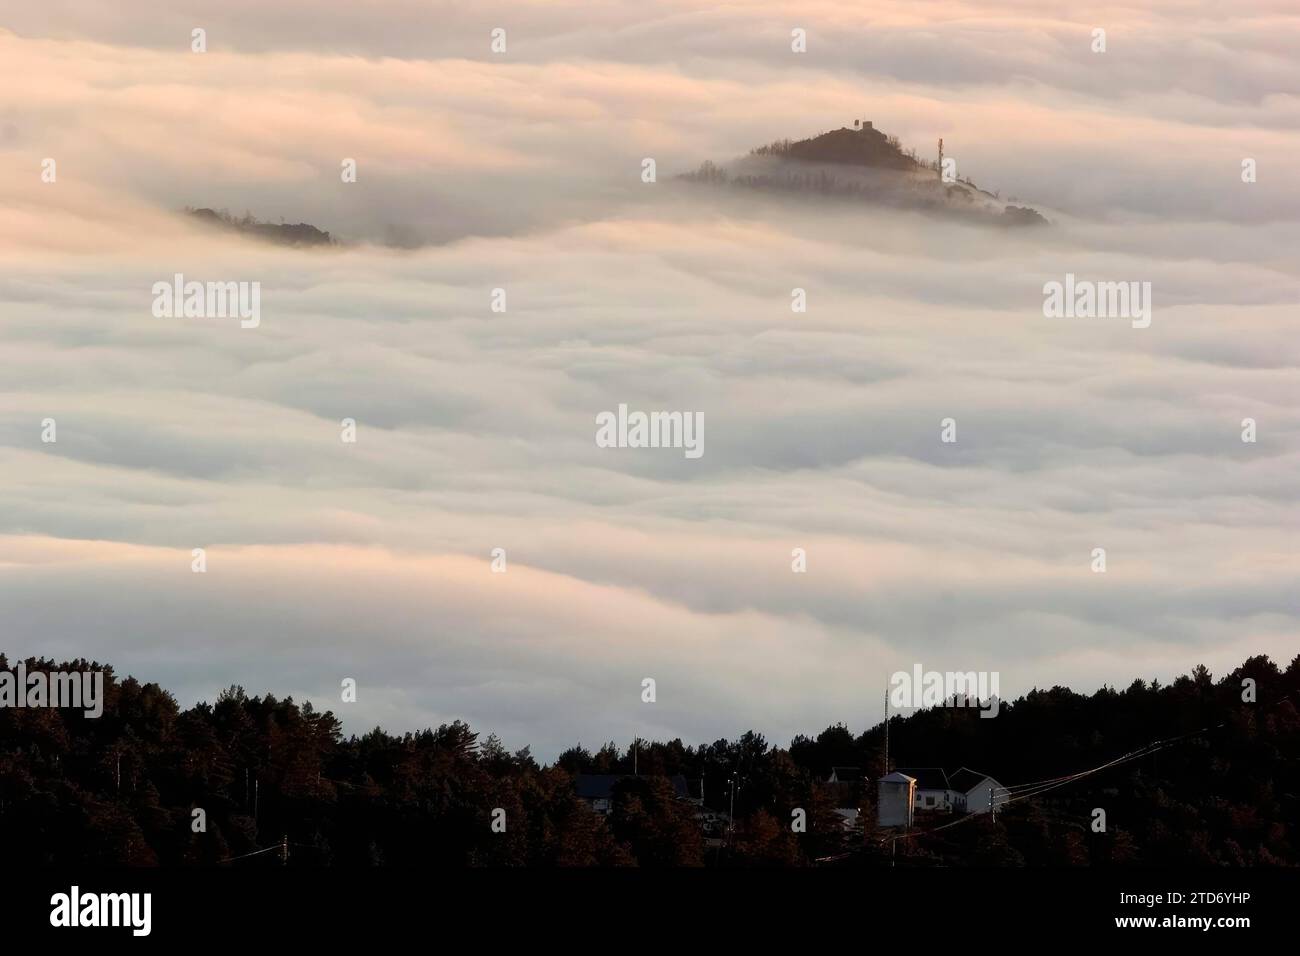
1;652;1295;866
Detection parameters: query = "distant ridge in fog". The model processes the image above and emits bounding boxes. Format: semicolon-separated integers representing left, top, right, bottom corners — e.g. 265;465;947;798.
184;207;336;247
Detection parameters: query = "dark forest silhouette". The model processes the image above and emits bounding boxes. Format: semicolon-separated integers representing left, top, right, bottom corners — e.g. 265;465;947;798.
184;207;335;247
1;652;1295;866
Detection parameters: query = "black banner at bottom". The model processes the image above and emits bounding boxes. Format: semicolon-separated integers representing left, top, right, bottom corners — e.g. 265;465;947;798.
3;866;1290;941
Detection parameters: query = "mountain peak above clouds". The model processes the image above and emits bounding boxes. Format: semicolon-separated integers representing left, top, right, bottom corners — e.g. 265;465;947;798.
682;121;1049;227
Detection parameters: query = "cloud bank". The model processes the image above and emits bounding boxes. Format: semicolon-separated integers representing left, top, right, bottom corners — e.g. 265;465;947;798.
1;3;1297;757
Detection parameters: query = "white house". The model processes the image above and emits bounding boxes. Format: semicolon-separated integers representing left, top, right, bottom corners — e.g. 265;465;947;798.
893;766;1008;815
895;767;955;811
948;767;1008;815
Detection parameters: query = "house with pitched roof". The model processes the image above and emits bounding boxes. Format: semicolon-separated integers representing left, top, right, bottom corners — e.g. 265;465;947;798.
573;774;690;815
894;766;1006;815
895;767;955;811
948;767;1008;814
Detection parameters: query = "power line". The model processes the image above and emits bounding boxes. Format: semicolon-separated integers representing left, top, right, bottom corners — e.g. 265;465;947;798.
994;741;1167;803
219;844;282;864
882;691;1294;846
994;711;1252;807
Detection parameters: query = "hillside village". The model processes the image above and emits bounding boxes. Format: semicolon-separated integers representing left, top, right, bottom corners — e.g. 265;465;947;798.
573;764;1007;856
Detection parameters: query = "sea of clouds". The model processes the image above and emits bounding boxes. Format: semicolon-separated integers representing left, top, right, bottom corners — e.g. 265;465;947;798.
1;1;1297;757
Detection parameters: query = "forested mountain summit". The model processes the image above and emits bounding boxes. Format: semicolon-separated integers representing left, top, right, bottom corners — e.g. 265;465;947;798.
683;121;1049;227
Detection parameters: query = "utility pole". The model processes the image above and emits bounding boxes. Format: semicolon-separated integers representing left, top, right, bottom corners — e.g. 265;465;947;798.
728;773;739;846
937;138;944;180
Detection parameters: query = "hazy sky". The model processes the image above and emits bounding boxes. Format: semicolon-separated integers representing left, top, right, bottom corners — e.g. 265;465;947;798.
1;2;1297;758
